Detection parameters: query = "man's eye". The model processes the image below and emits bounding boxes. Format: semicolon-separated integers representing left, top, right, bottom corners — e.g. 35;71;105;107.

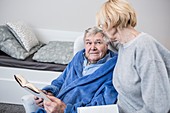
86;42;91;45
95;41;102;44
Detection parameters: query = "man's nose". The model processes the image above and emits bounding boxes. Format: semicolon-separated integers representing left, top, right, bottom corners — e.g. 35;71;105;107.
91;43;97;50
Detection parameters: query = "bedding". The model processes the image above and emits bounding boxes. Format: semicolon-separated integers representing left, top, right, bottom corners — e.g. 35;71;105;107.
6;21;40;52
33;41;74;64
0;22;74;72
0;25;42;60
0;50;66;72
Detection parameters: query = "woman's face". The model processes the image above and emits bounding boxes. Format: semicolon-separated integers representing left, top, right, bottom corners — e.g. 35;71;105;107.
103;27;119;42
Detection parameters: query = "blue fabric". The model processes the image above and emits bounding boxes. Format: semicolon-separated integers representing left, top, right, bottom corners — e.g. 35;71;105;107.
36;49;118;113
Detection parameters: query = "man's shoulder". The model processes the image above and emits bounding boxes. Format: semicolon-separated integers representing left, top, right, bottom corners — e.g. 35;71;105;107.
108;50;118;57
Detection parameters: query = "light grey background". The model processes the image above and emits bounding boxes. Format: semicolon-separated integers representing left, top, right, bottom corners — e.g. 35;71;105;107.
0;0;169;49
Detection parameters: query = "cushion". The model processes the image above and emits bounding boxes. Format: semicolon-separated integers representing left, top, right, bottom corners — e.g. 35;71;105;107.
6;21;39;52
74;34;84;55
0;25;42;60
33;41;74;64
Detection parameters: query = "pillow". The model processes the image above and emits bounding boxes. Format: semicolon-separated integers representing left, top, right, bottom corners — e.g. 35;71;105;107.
0;25;42;59
74;34;84;55
6;21;39;52
33;41;74;64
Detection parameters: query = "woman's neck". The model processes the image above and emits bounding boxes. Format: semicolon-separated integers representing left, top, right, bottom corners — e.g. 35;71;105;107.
118;26;140;44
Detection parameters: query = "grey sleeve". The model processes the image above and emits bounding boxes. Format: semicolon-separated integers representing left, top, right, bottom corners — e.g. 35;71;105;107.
137;60;170;113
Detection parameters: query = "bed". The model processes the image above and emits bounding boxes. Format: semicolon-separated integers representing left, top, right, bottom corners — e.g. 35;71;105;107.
0;21;83;104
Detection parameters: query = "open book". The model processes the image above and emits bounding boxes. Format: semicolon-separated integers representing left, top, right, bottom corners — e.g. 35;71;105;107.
14;74;50;101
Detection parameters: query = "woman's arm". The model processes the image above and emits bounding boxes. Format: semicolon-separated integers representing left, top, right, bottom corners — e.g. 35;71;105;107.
138;60;170;113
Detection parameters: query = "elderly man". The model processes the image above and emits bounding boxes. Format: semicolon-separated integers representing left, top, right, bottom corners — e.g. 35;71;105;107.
35;26;118;113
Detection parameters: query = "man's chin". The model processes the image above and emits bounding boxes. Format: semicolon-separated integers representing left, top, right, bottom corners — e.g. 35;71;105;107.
89;58;99;62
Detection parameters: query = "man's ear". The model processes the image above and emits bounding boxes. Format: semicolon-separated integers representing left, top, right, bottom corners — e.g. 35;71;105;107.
106;42;109;47
106;41;110;47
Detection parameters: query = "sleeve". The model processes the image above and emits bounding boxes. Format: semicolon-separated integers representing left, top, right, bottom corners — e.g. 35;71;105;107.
42;59;74;96
137;60;170;113
64;94;116;113
64;81;118;113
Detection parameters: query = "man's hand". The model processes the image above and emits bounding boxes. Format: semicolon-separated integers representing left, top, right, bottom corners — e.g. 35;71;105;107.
34;90;53;108
34;96;44;107
44;95;66;113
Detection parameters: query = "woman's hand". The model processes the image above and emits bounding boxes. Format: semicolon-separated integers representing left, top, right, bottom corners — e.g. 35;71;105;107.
44;95;66;113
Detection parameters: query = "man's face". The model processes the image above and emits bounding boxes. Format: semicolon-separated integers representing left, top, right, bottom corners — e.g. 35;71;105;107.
85;32;108;63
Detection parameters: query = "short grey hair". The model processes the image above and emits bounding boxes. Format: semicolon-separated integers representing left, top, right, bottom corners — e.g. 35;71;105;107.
84;26;109;44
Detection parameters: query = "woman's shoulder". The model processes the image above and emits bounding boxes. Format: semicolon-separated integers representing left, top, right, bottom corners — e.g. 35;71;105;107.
135;32;170;61
135;32;158;50
136;32;169;53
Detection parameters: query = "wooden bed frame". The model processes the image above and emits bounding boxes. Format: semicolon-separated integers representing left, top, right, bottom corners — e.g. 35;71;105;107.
0;28;82;104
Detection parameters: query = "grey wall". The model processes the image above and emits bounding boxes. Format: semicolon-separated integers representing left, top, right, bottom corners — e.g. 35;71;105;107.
0;0;105;31
0;0;170;49
130;0;170;50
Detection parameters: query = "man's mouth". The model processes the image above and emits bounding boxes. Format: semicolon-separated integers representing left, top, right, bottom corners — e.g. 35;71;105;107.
89;53;98;55
89;51;99;54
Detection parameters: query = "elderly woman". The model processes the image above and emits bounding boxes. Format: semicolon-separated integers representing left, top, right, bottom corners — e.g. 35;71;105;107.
96;0;170;113
35;26;118;113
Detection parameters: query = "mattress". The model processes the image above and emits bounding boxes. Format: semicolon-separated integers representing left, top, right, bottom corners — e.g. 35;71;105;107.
0;50;66;72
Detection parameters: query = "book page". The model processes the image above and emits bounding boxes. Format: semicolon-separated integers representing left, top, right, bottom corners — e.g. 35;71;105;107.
14;74;51;101
77;104;119;113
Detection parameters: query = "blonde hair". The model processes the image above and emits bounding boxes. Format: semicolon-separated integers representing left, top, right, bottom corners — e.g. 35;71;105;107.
96;0;137;30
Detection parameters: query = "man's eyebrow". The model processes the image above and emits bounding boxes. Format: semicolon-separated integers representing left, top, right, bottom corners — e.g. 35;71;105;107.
95;39;102;41
85;39;91;41
85;38;103;42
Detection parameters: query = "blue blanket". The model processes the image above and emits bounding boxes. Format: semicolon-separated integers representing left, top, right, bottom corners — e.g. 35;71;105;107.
36;49;118;113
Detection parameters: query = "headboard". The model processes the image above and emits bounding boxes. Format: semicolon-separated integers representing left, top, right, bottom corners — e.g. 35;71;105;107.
34;28;83;43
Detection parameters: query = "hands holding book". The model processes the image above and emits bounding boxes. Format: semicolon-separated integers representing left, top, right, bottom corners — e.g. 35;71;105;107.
34;90;66;113
14;75;66;113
